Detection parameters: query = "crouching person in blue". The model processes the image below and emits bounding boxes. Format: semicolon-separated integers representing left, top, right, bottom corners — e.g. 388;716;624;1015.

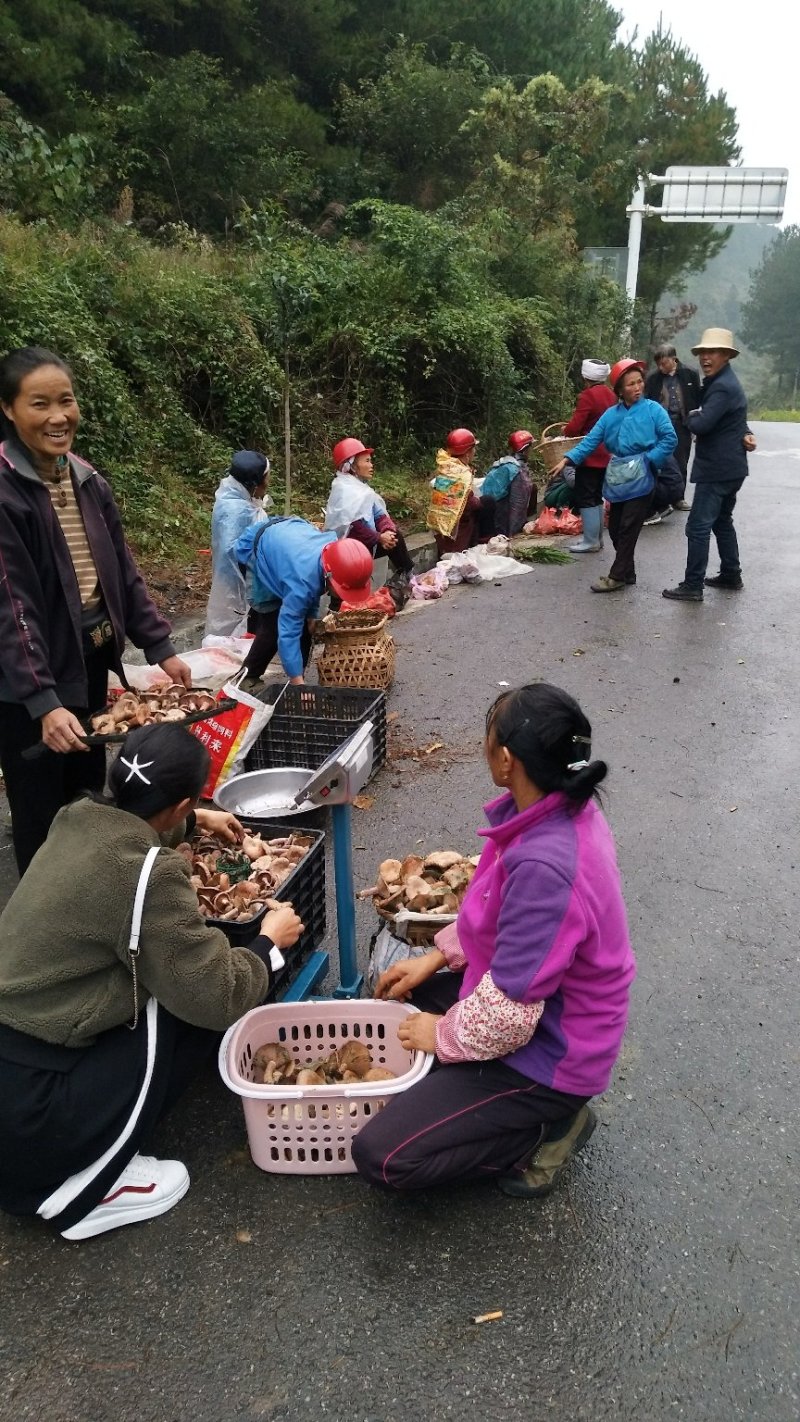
0;724;303;1240
480;431;536;536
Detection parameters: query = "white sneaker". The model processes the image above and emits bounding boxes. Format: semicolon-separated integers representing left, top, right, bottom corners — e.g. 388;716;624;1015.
643;512;662;526
61;1154;190;1240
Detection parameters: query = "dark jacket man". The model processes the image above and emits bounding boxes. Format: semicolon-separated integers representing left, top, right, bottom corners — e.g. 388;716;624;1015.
686;363;751;483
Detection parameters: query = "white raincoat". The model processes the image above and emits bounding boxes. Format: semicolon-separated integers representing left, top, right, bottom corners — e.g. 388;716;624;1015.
323;472;388;539
204;476;268;637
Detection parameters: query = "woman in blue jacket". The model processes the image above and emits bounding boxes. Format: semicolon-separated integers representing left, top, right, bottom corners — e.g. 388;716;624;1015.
553;359;677;593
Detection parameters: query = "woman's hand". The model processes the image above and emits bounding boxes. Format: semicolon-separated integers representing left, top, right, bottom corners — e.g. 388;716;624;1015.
379;529;398;550
398;1011;440;1055
194;807;243;843
374;950;445;1001
551;458;567;477
159;655;192;689
743;433;757;452
262;904;304;949
41;707;89;754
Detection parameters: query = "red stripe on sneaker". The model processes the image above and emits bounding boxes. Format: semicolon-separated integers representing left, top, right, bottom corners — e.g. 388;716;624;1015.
100;1182;157;1204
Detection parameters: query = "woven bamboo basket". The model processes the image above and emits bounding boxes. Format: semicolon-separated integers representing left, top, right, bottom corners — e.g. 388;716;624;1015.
317;610;388;648
317;631;396;690
534;421;583;475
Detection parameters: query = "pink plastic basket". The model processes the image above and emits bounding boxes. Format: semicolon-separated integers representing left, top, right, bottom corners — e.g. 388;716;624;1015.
219;1000;434;1174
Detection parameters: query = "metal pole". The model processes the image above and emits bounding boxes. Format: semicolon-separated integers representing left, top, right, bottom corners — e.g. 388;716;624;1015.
331;802;363;999
624;178;646;349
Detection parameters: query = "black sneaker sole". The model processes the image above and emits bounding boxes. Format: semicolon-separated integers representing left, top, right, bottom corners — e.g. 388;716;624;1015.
704;579;743;590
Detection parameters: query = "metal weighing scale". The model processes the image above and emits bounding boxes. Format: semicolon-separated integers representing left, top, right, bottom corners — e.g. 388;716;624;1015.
279;720;375;1002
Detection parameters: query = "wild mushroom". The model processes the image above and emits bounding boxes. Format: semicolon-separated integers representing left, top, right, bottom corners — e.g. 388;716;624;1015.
423;851;464;874
363;1066;397;1082
336;1039;373;1078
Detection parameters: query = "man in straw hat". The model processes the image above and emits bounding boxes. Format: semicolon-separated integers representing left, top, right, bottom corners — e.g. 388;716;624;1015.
663;328;756;602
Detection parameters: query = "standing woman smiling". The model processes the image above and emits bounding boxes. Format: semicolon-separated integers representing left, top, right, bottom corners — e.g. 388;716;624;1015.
0;346;191;874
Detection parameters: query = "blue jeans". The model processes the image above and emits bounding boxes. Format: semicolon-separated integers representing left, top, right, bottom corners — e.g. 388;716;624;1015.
684;479;744;589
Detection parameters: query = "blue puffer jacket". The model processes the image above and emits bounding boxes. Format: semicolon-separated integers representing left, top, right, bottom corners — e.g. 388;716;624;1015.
234;517;338;678
687;363;751;484
565;397;677;472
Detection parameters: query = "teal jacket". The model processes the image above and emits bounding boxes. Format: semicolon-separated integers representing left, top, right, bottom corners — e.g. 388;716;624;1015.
566;398;677;470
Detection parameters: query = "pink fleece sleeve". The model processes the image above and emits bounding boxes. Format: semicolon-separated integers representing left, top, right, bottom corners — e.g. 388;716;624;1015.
435;971;544;1064
433;920;466;970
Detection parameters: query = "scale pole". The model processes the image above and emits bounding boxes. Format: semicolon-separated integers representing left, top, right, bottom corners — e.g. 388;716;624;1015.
331;801;363;998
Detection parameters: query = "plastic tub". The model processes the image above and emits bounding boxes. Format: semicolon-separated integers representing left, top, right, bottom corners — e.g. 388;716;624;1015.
246;684;387;781
219;1000;433;1174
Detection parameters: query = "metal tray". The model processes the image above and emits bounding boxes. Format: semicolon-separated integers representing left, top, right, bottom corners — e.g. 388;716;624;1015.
213;767;317;819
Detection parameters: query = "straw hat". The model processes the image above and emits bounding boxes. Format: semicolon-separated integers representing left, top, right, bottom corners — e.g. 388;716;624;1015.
691;327;739;357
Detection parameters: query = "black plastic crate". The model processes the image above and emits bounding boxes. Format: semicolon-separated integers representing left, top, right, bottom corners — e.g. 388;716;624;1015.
204;821;326;997
245;684;386;782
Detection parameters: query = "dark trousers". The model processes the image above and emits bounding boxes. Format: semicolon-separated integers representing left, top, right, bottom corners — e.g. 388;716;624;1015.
0;651;109;876
607;493;652;582
0;1003;219;1231
244;606;312;680
573;464;605;509
351;973;587;1191
671;419;692;488
683;478;745;589
384;530;414;577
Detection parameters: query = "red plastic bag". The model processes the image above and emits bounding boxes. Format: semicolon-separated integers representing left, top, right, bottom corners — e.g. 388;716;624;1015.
555;509;582;536
531;507;583;537
341;587;396;617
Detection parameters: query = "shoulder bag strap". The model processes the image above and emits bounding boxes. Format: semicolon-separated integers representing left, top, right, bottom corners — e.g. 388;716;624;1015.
127;845;162;1030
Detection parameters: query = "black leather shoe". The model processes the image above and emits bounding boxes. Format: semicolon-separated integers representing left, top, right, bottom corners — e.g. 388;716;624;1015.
662;583;703;601
704;574;743;590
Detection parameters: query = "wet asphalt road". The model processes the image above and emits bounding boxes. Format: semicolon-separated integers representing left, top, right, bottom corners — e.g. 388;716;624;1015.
0;423;798;1421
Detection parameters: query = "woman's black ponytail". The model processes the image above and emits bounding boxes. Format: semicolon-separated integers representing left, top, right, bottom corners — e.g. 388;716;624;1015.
486;683;607;806
106;724;210;820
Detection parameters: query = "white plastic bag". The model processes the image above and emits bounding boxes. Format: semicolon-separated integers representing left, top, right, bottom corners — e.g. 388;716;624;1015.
439;551;482;585
367;924;433;993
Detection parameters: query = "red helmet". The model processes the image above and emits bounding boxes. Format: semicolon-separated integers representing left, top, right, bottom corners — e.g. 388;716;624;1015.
332;438;373;468
508;429;535;454
321;537;374;606
609;359;646;392
445;427;478;457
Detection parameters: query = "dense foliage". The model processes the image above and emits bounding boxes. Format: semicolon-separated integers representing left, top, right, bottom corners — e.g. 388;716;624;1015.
0;0;741;555
741;227;800;389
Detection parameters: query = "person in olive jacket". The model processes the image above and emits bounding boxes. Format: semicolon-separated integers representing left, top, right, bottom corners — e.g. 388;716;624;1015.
0;725;304;1241
644;344;701;507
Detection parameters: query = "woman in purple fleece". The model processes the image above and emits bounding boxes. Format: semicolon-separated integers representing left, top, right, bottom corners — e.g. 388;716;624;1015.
352;683;636;1198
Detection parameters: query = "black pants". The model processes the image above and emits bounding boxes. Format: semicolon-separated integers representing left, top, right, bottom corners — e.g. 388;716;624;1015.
573;464;605;509
244;606;313;680
0;651;109;876
351;973;587;1191
607;493;652;582
383;530;414;577
0;1001;219;1232
671;418;692;487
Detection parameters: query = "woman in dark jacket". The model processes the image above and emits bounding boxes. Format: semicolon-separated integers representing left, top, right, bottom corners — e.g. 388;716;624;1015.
644;345;701;505
0;346;191;873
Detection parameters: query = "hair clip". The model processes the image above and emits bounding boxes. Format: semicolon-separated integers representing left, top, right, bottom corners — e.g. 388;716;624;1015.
567;733;591;771
120;753;154;785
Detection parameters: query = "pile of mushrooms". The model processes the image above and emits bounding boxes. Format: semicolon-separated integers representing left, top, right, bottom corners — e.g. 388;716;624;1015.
252;1039;396;1086
359;850;480;919
176;830;313;923
90;685;218;735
